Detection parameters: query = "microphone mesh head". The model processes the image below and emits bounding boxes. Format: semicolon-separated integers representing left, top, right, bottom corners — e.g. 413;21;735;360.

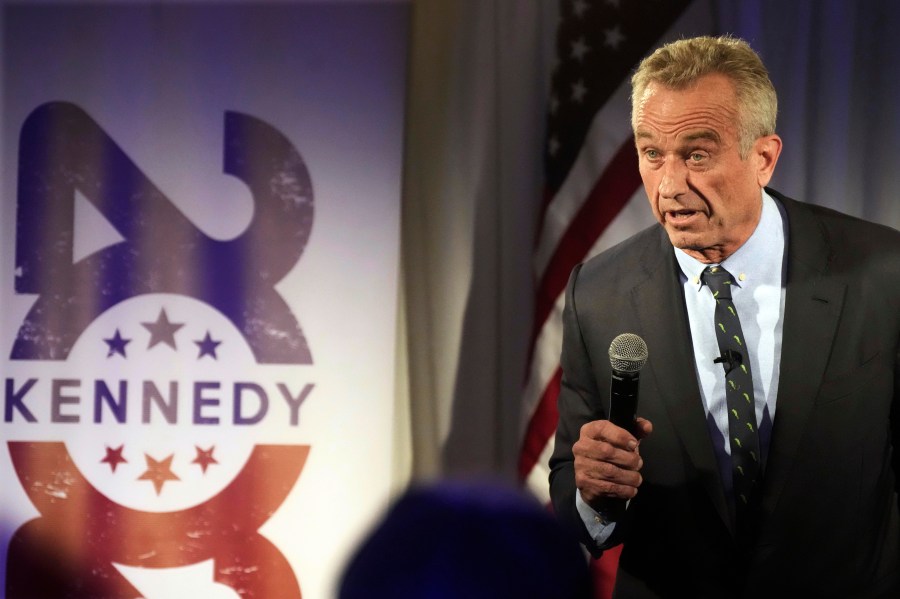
608;333;648;373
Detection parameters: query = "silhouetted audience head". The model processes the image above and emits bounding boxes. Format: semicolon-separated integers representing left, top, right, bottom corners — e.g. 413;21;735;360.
339;480;592;599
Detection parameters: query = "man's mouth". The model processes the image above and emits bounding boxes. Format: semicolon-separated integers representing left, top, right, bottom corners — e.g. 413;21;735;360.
665;209;701;224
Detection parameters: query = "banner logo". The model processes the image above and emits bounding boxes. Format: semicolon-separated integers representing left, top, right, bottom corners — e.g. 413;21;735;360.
6;102;316;597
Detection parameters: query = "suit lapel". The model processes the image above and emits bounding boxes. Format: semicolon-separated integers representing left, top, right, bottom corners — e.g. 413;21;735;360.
759;195;846;525
631;228;734;533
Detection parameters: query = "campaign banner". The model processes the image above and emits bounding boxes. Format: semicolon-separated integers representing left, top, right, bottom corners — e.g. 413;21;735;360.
0;2;408;597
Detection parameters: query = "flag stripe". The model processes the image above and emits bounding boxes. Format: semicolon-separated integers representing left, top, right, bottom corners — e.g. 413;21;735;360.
533;79;633;279
520;291;567;425
518;367;562;479
532;140;641;347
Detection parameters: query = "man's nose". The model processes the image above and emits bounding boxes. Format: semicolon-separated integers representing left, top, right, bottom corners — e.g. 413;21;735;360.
658;158;688;199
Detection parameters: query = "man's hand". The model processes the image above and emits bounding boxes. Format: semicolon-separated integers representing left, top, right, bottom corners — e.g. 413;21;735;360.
573;417;653;510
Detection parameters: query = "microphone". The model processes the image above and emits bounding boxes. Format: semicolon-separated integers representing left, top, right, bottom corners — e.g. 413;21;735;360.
602;333;648;522
713;348;742;375
607;333;648;436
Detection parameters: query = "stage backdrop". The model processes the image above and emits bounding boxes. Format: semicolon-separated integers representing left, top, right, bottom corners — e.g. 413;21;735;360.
0;1;409;598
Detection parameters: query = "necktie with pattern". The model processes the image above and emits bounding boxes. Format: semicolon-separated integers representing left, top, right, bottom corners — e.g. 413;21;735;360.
701;265;761;524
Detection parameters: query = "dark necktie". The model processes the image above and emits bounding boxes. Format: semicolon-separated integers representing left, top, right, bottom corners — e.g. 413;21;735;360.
701;265;761;522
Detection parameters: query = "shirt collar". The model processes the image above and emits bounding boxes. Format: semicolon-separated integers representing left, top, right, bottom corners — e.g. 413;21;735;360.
673;189;785;291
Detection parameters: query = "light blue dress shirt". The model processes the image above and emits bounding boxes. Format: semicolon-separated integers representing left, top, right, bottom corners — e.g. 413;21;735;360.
578;190;787;544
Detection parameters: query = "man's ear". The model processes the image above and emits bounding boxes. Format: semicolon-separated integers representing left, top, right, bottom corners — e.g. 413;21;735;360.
754;134;782;188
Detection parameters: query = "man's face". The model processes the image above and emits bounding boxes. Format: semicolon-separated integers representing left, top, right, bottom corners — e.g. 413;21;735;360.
633;73;780;263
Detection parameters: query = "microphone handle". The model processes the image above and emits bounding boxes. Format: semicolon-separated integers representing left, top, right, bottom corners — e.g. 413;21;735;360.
604;369;640;522
608;369;639;435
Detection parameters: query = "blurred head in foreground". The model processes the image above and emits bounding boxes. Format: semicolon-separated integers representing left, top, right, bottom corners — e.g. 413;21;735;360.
338;481;592;599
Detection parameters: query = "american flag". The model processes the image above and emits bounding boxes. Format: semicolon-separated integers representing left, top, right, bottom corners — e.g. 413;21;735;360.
518;0;712;596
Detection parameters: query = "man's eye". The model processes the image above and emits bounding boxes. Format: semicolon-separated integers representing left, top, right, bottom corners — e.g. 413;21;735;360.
645;150;659;159
689;153;705;162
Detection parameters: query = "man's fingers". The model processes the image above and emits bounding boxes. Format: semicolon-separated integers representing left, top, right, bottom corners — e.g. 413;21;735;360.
573;436;642;469
575;456;643;487
580;419;639;450
634;417;653;440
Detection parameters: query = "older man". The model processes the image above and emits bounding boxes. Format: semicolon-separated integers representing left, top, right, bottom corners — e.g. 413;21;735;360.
550;35;900;597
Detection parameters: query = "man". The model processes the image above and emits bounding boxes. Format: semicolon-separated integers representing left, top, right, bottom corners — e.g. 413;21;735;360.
549;35;900;597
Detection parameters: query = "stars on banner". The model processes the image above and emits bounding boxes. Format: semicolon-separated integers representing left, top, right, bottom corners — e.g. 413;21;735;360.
100;444;220;494
101;444;127;472
195;332;222;360
104;329;131;358
139;454;180;495
142;309;184;350
102;307;223;360
192;445;219;473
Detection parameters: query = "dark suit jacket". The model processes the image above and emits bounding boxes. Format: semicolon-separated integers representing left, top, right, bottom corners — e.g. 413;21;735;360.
549;190;900;598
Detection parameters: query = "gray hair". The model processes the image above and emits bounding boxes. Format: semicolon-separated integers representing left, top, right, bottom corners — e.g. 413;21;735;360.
631;35;777;157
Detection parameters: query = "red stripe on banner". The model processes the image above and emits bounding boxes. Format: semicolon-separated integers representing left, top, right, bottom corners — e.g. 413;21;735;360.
517;367;562;480
531;140;642;347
